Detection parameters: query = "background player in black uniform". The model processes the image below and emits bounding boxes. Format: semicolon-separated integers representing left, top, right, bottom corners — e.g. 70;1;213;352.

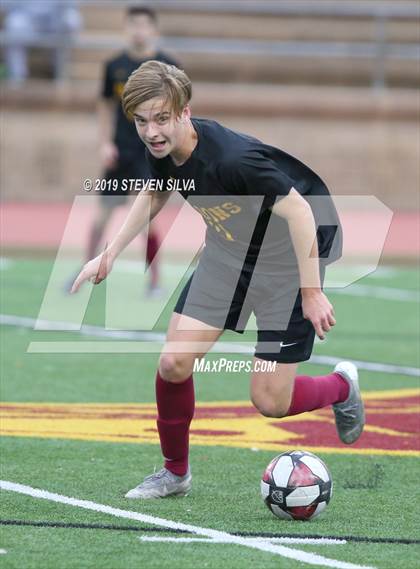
88;5;178;295
72;61;365;499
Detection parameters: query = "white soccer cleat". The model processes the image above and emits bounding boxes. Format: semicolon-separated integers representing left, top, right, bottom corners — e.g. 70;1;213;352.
125;467;192;499
332;361;365;445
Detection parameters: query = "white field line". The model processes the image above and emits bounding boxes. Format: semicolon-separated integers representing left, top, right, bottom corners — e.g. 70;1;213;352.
0;258;397;278
0;257;414;301
327;284;419;303
1;313;419;378
0;549;7;554
0;257;13;271
0;480;374;569
138;536;347;545
2;255;414;301
307;355;420;378
361;268;398;279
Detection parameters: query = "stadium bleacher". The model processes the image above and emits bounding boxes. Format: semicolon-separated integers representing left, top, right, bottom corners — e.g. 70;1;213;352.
0;1;418;208
1;0;419;89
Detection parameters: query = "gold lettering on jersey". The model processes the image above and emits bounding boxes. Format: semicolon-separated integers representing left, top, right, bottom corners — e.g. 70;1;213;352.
192;202;242;242
213;223;234;241
114;82;125;99
222;202;241;214
205;206;231;221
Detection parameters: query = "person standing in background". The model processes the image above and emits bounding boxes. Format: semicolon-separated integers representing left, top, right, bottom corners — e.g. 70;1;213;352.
85;5;180;296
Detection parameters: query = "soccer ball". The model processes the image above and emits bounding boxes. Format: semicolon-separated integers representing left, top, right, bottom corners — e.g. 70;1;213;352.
261;450;332;521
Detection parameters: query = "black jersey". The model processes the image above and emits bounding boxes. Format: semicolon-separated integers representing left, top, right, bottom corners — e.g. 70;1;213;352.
101;51;179;158
147;118;342;270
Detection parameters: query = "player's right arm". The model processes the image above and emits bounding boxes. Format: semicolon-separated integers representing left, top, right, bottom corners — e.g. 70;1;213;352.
271;189;335;340
70;190;170;293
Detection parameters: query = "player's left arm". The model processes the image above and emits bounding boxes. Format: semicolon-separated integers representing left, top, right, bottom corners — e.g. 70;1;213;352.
271;188;336;340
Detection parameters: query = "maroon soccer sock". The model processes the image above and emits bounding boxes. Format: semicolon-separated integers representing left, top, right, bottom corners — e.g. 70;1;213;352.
146;231;159;288
156;371;195;476
286;373;350;416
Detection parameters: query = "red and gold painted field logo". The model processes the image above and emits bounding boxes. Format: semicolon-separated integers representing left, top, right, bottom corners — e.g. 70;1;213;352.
1;389;419;456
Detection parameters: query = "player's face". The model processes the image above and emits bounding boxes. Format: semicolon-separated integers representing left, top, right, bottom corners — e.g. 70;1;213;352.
133;97;190;159
125;14;157;49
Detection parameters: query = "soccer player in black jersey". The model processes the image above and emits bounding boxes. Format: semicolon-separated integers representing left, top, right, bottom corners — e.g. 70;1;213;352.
72;61;365;499
87;6;178;295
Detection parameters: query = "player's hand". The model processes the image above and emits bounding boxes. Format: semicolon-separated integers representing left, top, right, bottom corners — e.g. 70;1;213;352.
100;142;119;169
301;289;336;340
70;250;114;294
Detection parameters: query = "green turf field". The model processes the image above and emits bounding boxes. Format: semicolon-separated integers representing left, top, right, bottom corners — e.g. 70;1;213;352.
1;258;419;569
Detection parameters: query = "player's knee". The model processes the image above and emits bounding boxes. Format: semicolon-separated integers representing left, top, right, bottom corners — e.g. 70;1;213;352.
251;394;290;418
159;353;193;383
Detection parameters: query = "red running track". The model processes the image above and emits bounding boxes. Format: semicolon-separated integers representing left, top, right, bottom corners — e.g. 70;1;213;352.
1;201;419;259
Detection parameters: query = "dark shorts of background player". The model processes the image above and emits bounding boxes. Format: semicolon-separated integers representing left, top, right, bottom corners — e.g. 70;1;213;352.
100;154;150;208
174;251;326;364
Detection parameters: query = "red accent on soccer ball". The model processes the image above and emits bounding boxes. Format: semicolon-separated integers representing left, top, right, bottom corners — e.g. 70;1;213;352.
262;457;278;483
288;461;318;487
288;504;318;521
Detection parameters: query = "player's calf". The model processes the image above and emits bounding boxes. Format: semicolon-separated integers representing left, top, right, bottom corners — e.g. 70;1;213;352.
250;360;296;418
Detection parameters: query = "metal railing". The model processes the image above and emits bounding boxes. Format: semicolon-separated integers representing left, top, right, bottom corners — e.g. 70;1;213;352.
1;1;419;88
77;0;420;19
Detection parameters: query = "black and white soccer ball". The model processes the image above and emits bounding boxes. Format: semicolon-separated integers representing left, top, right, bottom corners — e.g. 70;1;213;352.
261;450;332;521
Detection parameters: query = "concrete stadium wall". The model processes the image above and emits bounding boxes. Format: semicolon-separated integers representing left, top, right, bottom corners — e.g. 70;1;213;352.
1;108;419;210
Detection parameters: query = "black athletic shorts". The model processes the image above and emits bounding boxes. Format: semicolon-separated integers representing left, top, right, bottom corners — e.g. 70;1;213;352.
174;250;326;364
101;153;150;207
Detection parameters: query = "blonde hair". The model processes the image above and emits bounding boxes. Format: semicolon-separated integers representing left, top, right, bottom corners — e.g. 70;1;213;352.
122;60;192;119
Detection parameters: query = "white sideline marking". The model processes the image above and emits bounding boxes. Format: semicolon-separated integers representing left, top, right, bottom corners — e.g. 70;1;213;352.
0;258;13;271
327;284;419;303
1;313;419;378
139;536;347;545
307;355;420;378
0;480;374;569
0;549;7;554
